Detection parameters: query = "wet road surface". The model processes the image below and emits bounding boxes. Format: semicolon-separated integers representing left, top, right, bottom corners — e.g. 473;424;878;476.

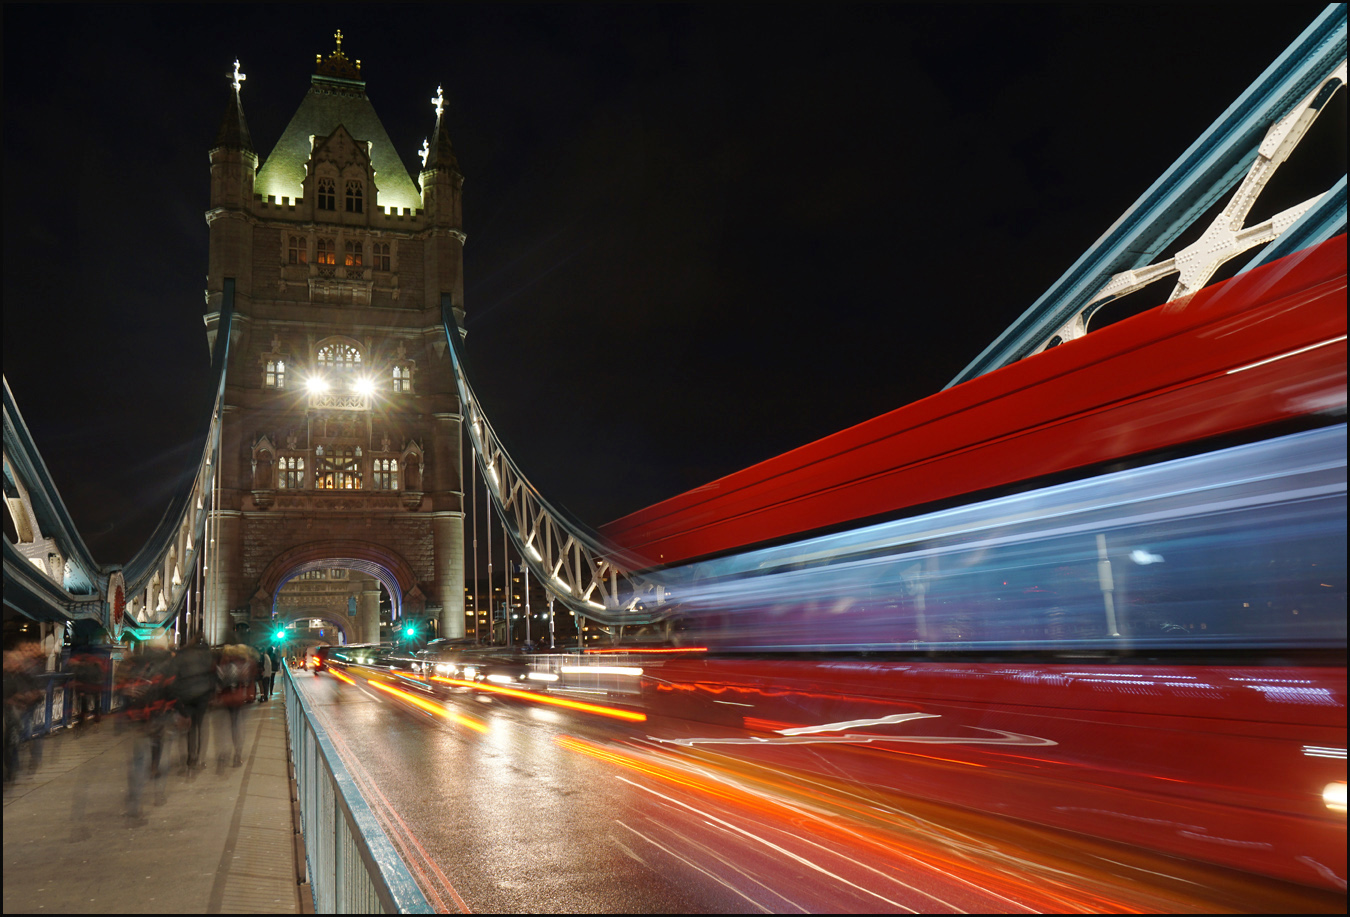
292;664;1343;914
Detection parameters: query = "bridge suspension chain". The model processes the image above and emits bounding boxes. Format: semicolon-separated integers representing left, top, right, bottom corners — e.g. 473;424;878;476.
441;298;677;631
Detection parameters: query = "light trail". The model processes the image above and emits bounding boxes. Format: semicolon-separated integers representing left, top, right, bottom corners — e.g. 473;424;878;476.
308;687;472;913
431;676;646;722
556;734;1139;912
366;678;488;733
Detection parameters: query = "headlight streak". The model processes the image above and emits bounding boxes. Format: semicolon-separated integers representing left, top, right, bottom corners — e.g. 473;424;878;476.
560;665;643;676
431;676;646;722
584;646;708;654
554;735;1121;913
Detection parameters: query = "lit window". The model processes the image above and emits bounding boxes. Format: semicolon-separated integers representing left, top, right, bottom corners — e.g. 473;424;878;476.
288;236;308;265
345;181;364;213
265;360;286;389
374;458;399;490
279;456;304;489
344;240;363;267
316;238;336;265
316;446;361;490
392;365;412;392
317;178;336;210
317;343;361;373
374;242;390;271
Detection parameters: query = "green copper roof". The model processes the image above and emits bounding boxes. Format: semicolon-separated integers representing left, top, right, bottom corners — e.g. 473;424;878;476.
254;76;421;213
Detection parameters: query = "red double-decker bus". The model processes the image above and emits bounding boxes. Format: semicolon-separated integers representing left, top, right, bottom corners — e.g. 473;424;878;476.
602;236;1347;890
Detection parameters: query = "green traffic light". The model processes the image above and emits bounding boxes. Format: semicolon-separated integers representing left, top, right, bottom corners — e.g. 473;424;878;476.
405;625;416;637
274;630;285;641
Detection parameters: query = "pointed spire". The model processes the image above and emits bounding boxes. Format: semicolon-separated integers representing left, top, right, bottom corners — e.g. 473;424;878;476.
213;59;254;154
423;84;459;172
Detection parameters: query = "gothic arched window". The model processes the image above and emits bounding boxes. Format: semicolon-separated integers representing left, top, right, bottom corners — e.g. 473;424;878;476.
265;360;286;389
288;236;308;265
344;240;363;268
345;181;364;213
316;446;361;490
317;343;361;373
374;242;391;272
317;178;336;210
316;238;336;265
374;458;399;490
279;456;304;489
392;365;412;393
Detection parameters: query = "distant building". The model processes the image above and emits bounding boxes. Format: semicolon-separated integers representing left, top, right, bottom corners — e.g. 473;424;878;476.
202;36;467;645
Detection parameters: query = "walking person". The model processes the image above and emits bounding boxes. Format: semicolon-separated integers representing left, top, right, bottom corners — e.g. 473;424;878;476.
172;635;215;770
256;647;273;702
267;647;280;700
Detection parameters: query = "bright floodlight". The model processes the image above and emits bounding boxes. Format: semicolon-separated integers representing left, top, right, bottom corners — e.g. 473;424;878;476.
306;376;329;394
353;376;376;396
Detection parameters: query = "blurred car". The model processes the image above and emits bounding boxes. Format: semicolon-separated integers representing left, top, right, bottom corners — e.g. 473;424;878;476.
415;643;543;693
330;643;397;668
410;638;479;676
310;645;333;672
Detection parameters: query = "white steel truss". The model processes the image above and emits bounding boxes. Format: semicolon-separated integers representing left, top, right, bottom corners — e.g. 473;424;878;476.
446;306;675;629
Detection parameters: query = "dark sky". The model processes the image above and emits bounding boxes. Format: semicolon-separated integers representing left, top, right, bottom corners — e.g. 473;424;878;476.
2;4;1332;565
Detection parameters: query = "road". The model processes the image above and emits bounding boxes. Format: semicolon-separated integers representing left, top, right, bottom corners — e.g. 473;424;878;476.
290;663;1342;914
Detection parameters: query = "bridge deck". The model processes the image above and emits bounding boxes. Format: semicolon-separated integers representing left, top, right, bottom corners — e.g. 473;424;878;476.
2;690;304;914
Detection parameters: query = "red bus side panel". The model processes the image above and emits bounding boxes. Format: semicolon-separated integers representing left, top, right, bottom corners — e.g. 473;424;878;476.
604;236;1348;567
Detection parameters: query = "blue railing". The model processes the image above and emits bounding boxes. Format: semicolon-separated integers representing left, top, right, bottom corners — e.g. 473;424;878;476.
280;663;433;914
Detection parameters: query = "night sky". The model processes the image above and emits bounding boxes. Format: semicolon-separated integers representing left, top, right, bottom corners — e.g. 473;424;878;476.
2;4;1333;567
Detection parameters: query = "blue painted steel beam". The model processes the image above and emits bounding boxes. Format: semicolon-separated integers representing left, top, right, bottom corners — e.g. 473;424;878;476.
1244;173;1348;270
1;280;235;625
948;4;1347;388
2;376;103;599
2;546;100;622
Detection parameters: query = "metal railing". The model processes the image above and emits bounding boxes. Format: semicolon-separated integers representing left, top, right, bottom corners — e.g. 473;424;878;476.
281;664;432;914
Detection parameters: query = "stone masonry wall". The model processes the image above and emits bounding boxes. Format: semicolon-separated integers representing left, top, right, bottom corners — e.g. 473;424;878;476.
241;511;435;589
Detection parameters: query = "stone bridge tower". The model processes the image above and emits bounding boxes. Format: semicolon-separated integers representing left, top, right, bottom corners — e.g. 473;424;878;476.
201;38;466;646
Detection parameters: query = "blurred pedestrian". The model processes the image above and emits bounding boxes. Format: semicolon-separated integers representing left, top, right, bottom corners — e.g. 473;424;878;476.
216;645;255;768
69;649;105;728
3;643;45;782
123;647;176;818
172;635;215;770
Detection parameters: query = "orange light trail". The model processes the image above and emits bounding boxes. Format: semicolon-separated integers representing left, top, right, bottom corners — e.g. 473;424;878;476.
330;669;356;686
367;678;488;732
555;734;1140;913
431;677;646;722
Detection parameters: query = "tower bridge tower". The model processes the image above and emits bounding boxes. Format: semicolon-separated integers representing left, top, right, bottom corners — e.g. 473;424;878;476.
202;37;466;646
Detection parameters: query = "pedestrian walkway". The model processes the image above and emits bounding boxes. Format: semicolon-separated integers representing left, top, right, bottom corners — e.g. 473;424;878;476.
3;687;306;914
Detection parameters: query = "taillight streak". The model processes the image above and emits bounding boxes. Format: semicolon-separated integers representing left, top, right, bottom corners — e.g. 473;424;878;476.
363;675;488;732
